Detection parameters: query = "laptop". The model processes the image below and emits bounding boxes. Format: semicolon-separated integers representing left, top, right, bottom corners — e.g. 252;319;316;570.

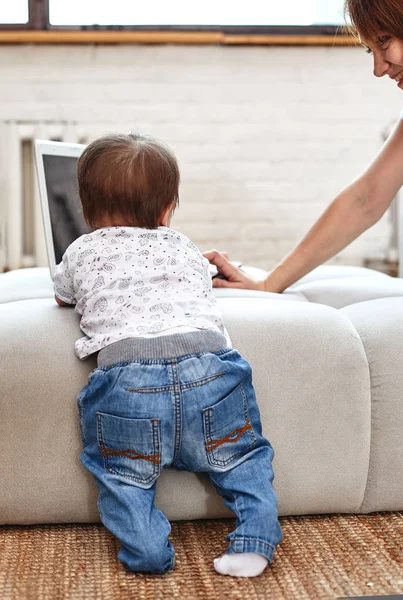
34;140;91;279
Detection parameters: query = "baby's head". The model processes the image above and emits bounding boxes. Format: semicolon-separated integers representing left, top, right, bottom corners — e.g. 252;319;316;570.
77;133;180;229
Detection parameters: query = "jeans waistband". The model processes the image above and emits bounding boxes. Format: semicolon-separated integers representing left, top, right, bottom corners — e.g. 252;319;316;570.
97;330;228;366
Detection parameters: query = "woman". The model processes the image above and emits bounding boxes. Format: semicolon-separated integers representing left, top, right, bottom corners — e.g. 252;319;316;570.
205;0;403;292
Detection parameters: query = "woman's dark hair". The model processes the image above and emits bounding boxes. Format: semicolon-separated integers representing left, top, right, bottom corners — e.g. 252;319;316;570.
344;0;403;42
77;133;180;229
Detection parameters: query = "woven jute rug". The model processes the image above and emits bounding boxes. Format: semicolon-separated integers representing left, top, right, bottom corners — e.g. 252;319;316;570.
1;513;403;600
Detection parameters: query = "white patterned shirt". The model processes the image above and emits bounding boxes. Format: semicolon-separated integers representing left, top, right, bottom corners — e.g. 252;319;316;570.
54;226;226;359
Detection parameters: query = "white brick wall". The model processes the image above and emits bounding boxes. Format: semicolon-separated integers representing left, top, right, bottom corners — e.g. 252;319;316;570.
0;43;402;271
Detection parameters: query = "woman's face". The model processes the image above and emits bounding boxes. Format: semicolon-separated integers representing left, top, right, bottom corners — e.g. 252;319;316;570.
362;35;403;89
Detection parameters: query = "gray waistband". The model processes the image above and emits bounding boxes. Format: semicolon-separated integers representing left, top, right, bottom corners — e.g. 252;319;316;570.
97;330;228;367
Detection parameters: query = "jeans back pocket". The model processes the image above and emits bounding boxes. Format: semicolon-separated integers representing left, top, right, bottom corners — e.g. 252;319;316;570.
202;384;256;468
96;412;160;488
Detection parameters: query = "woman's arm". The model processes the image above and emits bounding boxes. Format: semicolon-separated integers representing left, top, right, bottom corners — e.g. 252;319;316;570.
205;119;403;292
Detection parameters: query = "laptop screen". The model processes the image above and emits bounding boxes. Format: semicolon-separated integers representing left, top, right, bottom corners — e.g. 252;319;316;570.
35;140;90;278
43;154;91;265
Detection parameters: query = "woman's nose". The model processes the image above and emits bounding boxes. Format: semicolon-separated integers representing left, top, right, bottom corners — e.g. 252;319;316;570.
373;54;390;78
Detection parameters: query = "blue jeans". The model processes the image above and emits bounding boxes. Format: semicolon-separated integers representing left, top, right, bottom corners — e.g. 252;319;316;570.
78;331;282;574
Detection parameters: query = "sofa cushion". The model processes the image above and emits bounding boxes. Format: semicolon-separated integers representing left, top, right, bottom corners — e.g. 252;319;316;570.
341;297;403;513
293;276;403;309
0;297;371;523
0;268;53;304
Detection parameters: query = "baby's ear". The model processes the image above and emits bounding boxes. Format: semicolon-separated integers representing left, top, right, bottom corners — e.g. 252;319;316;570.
158;203;176;227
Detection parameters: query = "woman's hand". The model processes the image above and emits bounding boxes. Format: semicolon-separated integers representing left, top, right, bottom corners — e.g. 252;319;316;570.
203;250;267;290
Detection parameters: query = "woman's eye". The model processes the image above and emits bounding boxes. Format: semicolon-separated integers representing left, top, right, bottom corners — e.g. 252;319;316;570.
378;36;391;48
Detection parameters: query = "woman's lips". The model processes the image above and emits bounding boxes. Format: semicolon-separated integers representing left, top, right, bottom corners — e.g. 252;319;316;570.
392;71;403;89
393;70;403;86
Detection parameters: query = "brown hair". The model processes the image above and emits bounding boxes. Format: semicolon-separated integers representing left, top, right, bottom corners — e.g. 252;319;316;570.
344;0;403;42
77;133;180;229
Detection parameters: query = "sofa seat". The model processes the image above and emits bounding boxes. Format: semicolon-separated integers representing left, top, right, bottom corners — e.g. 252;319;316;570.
1;265;403;524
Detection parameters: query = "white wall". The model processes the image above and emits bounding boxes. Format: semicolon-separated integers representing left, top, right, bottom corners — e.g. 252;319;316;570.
0;43;402;270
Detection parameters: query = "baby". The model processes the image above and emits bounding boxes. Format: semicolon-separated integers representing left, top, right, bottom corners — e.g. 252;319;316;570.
54;133;282;577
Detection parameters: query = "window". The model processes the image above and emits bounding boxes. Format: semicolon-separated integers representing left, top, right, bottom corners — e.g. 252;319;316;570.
48;0;345;27
0;0;29;24
0;0;350;39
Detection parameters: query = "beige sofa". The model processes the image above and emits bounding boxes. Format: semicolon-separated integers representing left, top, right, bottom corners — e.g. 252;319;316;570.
1;265;403;525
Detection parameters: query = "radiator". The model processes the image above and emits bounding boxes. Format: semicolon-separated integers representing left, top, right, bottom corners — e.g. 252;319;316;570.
0;122;90;272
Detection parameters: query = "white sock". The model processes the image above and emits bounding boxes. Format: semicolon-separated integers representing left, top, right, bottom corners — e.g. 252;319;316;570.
213;552;268;577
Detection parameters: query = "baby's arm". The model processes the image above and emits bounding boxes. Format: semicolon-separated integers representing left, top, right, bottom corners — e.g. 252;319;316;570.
54;246;77;307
